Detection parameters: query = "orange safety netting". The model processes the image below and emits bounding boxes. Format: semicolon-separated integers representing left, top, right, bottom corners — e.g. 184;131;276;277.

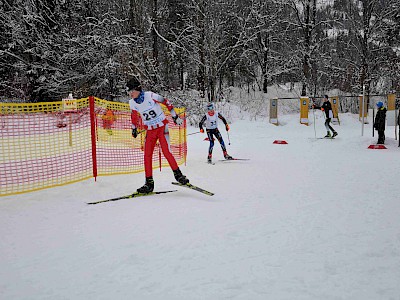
0;97;187;196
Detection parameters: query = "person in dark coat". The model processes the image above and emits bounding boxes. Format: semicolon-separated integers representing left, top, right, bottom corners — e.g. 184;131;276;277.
374;101;387;144
313;95;338;138
398;108;400;147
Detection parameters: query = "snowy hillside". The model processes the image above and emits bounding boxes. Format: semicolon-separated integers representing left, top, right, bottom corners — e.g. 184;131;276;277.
1;109;400;300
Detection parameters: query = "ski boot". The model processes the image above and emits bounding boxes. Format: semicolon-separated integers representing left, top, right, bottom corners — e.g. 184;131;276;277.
207;154;212;164
223;151;233;160
332;131;338;138
137;177;154;193
324;132;332;138
173;168;189;185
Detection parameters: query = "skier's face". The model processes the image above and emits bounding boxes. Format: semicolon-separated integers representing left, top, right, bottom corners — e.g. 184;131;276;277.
129;89;140;99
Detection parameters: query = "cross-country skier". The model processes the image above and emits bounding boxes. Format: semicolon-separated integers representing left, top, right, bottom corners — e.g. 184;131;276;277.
313;95;338;138
127;78;189;193
199;103;232;163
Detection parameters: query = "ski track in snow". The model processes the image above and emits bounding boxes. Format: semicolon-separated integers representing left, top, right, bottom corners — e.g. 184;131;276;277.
1;112;400;300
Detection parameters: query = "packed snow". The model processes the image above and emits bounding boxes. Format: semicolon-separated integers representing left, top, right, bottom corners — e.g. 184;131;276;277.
1;108;400;300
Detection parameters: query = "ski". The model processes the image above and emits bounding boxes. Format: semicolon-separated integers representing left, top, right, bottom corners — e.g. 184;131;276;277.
172;182;214;196
308;137;335;141
218;158;250;161
87;190;178;205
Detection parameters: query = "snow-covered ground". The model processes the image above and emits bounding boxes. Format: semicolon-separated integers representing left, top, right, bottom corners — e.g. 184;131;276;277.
1;110;400;300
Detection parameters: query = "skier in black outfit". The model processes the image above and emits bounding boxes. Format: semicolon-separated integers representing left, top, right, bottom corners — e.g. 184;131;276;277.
313;95;338;138
374;101;386;144
398;108;400;147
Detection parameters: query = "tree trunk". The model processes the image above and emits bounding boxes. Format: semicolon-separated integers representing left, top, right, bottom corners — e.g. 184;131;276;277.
152;0;159;64
197;1;206;98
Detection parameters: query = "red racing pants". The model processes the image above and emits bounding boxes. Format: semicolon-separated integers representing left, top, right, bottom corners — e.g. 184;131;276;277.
144;126;178;177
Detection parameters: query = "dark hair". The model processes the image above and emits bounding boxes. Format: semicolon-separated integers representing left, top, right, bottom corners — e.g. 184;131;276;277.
324;94;329;99
126;78;142;91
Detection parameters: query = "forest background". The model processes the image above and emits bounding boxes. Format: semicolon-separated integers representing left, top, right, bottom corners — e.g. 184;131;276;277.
0;0;399;110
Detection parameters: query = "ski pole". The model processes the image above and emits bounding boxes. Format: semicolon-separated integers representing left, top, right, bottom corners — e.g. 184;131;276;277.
312;101;316;139
227;130;231;145
372;108;375;137
187;132;201;136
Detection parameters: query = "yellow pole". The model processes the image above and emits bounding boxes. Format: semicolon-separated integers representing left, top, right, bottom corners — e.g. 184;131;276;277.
387;93;396;111
269;98;278;125
330;96;340;125
69;114;73;146
300;97;309;125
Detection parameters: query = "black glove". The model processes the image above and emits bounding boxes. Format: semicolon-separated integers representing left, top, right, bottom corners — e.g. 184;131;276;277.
173;115;183;126
132;128;138;138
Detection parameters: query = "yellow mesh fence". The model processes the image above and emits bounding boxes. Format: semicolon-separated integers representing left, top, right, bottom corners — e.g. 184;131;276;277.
0;97;187;196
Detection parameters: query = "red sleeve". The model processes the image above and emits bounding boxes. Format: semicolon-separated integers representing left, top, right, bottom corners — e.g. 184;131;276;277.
161;98;174;111
150;92;174;111
131;110;139;127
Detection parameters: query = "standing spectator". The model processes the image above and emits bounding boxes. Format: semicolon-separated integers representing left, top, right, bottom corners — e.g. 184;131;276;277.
102;106;116;135
398;108;400;147
313;95;338;138
127;78;189;193
374;101;386;144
